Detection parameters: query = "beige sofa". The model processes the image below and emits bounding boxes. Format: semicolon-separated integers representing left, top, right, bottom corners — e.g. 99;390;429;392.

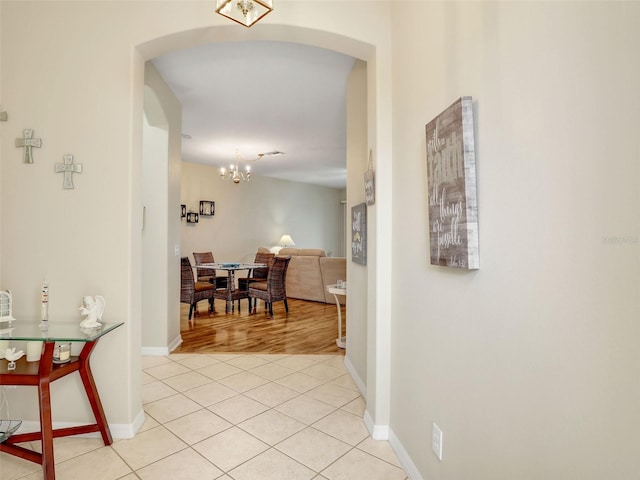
272;248;346;304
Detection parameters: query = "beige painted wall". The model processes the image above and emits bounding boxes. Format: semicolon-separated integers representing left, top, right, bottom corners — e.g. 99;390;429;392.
389;2;640;479
0;1;389;437
5;2;632;479
180;161;345;262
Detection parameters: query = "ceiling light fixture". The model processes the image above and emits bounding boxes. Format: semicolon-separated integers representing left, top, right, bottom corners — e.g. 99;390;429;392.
216;0;273;28
220;149;251;184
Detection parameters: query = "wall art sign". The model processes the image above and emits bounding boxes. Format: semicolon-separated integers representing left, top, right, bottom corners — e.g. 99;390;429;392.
351;202;367;265
425;96;479;269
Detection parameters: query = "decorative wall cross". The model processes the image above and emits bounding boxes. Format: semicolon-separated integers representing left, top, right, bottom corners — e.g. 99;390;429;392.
15;129;42;164
55;154;83;189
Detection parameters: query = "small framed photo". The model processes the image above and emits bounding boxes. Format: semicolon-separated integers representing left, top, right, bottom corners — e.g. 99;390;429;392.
199;200;215;216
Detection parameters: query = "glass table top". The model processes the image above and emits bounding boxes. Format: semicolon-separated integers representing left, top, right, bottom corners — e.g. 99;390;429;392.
0;319;123;342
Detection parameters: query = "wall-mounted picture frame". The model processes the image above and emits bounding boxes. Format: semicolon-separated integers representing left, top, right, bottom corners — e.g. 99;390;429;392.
181;204;186;218
364;149;375;206
199;200;215;216
425;96;479;269
186;211;199;224
351;202;367;265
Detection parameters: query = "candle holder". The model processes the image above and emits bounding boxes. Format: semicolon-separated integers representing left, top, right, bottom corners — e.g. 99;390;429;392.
53;343;71;364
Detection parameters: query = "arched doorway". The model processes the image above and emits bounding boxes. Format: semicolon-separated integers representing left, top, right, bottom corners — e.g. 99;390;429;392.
136;23;391;437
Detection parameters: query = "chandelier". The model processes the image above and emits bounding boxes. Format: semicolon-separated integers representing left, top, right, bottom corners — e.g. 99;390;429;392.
220;149;251;184
216;0;273;28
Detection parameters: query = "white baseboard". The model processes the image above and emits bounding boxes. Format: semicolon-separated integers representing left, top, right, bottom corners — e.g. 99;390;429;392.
363;409;390;440
343;354;366;398
17;407;146;440
141;335;182;356
141;346;169;356
345;355;390;441
388;427;425;480
168;334;182;353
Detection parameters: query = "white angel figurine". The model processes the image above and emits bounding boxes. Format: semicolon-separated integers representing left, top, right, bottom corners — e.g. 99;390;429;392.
5;347;24;370
79;295;106;328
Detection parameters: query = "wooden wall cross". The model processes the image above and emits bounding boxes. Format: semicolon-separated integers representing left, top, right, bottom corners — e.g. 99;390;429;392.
15;129;42;164
55;154;83;189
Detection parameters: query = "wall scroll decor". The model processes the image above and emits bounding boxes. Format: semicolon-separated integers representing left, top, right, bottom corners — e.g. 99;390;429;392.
351;202;367;265
15;129;42;164
425;96;479;269
199;200;215;216
364;149;375;205
55;154;83;189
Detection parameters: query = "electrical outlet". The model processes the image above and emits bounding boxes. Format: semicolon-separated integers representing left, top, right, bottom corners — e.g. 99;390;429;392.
174;245;181;257
432;422;443;461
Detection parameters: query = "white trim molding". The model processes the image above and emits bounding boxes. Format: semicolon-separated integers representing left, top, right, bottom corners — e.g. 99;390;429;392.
388;427;425;480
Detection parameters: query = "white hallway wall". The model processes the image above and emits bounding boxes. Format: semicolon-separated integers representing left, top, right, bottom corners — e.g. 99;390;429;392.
180;161;345;263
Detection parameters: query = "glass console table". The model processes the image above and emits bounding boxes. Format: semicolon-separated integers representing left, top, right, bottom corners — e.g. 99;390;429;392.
0;320;124;480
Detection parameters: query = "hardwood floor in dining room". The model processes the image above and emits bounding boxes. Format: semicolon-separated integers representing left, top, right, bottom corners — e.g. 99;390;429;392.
175;298;346;355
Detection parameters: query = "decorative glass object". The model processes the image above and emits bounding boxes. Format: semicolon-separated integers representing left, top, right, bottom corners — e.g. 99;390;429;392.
0;420;22;443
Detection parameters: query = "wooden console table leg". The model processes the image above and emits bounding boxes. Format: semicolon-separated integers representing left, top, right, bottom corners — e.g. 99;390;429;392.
78;341;113;445
39;342;56;480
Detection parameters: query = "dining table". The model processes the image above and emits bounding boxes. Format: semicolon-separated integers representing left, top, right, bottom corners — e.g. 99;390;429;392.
197;262;267;313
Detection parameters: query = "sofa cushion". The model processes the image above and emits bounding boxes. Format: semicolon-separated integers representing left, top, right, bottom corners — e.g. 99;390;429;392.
285;255;326;302
279;247;326;257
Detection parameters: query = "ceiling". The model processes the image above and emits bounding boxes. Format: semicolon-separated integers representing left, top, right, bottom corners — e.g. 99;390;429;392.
151;40;356;189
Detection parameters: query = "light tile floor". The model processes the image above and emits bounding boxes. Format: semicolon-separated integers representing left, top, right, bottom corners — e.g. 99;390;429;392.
1;353;408;480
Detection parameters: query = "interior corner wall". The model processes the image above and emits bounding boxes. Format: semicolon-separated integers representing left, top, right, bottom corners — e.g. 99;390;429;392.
142;62;182;353
389;2;640;479
180;162;344;262
345;59;368;393
142;110;169;348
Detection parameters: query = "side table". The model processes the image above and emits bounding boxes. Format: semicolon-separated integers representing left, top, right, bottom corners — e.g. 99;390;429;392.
326;284;346;348
0;320;123;480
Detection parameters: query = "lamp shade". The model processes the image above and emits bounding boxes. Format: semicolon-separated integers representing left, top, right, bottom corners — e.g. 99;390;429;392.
216;0;273;27
279;234;295;247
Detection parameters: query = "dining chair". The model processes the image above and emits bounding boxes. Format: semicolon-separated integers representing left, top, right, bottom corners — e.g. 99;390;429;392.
180;256;215;320
193;251;228;290
237;252;274;309
248;255;291;317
